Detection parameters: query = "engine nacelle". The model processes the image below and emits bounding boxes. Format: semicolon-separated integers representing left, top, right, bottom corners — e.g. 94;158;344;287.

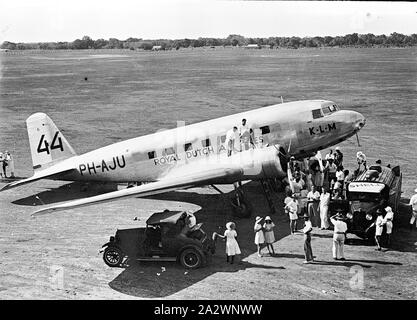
238;145;288;180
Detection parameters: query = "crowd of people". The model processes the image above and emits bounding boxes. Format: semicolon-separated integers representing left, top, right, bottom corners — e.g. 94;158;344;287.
215;146;417;265
0;150;14;178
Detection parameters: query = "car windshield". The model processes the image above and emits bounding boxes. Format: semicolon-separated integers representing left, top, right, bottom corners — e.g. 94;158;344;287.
348;192;382;202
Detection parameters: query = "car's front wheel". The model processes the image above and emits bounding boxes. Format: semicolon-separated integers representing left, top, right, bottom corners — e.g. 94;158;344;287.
179;248;203;269
103;247;123;267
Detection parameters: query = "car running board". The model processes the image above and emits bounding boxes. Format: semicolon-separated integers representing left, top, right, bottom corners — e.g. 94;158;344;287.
135;257;177;262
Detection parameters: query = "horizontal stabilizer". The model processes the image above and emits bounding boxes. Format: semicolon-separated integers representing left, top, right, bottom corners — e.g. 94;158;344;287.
0;168;76;192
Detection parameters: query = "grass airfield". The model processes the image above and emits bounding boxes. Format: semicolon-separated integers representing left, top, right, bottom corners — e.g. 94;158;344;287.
0;47;416;299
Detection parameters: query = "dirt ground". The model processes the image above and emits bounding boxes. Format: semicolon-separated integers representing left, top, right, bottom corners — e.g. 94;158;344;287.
0;179;416;300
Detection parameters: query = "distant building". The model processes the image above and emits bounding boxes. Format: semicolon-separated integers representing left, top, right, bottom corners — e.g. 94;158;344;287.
152;45;163;51
244;44;260;49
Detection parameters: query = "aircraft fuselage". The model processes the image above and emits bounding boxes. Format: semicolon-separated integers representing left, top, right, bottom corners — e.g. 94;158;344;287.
56;99;365;183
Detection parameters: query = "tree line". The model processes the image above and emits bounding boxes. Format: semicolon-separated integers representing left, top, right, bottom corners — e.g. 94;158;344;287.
2;33;416;51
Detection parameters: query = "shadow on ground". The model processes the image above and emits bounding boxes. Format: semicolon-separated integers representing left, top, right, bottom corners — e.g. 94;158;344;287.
109;256;285;298
107;182;294;298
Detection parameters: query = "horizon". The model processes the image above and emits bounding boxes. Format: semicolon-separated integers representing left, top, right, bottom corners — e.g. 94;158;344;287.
0;1;416;43
2;31;416;45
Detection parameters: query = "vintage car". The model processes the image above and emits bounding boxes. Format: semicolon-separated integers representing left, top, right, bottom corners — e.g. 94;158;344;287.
343;165;402;239
101;210;216;269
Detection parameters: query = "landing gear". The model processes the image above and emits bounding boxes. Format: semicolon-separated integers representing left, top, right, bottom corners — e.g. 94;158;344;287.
230;183;252;218
260;179;277;215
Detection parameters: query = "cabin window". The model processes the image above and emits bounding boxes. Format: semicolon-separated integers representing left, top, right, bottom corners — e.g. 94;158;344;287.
220;135;226;143
163;147;176;156
201;138;211;147
148;151;156;159
312;109;323;119
260;126;270;135
184;143;193;151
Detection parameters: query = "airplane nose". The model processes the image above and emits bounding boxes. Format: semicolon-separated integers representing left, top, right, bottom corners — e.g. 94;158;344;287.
353;112;366;131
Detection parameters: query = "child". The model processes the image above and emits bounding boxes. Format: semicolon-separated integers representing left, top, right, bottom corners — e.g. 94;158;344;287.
254;216;265;257
217;222;241;264
263;216;276;256
366;209;384;251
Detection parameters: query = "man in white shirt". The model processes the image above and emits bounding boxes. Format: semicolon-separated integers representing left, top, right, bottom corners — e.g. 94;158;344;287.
225;126;239;156
239;118;252;151
409;188;417;231
302;214;314;263
330;212;348;260
285;195;299;234
325;149;334;161
307;185;320;227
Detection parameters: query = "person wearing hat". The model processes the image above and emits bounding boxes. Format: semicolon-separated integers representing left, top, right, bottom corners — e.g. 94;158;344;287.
383;206;394;246
356;151;367;173
330;211;348;260
217;222;241;264
263;216;276;256
285;195;299;234
302;214;314;263
254;216;265;257
409;188;417;231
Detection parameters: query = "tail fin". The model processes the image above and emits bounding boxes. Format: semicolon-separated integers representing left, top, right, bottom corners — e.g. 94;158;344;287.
27;113;76;172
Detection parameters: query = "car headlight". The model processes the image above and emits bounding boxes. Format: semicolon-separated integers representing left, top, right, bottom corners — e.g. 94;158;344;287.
346;213;353;219
366;214;373;221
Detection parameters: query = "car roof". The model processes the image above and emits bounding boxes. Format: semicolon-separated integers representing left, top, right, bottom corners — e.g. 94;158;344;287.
146;210;186;225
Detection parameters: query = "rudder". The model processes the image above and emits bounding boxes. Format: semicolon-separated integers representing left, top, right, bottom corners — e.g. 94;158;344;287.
26;113;76;171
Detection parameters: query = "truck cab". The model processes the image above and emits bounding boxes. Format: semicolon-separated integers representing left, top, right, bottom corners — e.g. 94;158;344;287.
345;165;402;238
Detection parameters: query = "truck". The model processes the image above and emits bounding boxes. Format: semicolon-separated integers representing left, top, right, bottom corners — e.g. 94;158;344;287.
344;165;402;239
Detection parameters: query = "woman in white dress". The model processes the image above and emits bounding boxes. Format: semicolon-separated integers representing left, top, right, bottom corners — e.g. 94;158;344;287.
217;222;241;264
263;216;276;256
254;216;265;257
319;188;331;229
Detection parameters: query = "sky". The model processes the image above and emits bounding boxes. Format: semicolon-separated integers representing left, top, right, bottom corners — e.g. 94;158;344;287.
0;0;416;43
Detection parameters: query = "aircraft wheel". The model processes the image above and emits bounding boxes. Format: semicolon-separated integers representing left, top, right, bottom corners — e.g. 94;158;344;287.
179;248;203;269
103;247;123;267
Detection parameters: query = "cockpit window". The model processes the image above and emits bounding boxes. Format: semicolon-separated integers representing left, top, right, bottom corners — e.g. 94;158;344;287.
312;109;323;119
321;104;339;116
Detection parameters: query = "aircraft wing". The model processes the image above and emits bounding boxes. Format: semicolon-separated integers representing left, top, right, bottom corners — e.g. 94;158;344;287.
32;164;243;217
